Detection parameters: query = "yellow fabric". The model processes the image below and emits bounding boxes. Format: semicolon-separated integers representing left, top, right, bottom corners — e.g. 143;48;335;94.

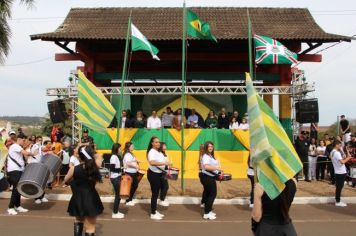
0;147;8;171
167;129;201;150
107;128;138;146
231;130;250;150
157;95;210;118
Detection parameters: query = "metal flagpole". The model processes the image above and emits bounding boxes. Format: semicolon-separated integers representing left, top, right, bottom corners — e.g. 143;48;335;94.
247;10;254;80
116;11;132;144
180;1;187;194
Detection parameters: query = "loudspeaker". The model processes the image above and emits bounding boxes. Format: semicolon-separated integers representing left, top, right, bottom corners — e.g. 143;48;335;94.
295;99;319;123
47;100;68;123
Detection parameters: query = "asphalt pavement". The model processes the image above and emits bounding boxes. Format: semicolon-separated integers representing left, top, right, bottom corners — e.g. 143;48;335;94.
0;199;355;236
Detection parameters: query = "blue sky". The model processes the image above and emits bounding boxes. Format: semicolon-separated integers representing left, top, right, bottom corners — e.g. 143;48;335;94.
0;0;355;125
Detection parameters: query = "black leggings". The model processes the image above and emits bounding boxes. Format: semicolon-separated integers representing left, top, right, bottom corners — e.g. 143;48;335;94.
248;174;255;204
199;172;207;205
255;221;297;236
159;178;169;201
7;171;22;208
147;169;165;214
316;156;327;180
335;173;346;203
201;174;217;214
125;172;138;202
110;176;121;214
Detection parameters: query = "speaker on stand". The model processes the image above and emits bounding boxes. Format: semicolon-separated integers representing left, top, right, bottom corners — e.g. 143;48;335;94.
47;99;68;123
295;99;319;124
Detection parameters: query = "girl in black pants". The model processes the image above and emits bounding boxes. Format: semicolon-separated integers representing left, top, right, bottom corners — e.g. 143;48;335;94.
198;144;206;207
109;143;124;219
147;137;170;220
123;142;139;206
247;155;255;208
201;141;222;220
158;142;170;207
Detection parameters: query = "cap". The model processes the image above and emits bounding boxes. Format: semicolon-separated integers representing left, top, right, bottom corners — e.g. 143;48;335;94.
8;130;16;135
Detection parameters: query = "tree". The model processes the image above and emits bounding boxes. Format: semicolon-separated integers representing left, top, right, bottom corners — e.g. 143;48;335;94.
0;0;34;63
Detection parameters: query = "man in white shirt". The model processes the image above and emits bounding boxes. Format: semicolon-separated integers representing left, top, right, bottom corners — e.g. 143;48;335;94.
7;135;38;215
187;109;199;128
147;111;162;129
28;136;43;164
161;107;174;128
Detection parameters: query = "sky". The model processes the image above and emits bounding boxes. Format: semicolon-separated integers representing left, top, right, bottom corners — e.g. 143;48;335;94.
0;0;355;125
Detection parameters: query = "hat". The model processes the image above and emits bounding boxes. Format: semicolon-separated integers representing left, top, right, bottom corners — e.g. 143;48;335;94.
8;130;16;135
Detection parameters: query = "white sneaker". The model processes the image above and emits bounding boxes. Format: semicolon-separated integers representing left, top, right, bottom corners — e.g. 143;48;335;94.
156;211;164;218
7;208;18;215
335;202;347;207
35;199;42;204
203;211;216;220
112;212;125;219
158;200;170;207
41;197;49;203
126;201;135;206
15;206;29;213
150;213;163;220
200;203;205;208
210;211;217;216
249;204;254;208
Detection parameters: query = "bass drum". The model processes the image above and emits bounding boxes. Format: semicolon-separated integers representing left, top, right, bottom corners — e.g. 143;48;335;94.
42;154;62;183
17;163;50;199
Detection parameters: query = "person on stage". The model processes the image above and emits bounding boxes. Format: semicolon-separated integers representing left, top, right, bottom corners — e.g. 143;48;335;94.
64;145;103;236
201;141;221;220
123;142;139;206
158;142;170;207
247;154;255;208
252;178;298;236
147;136;170;220
110;143;125;219
7;134;38;215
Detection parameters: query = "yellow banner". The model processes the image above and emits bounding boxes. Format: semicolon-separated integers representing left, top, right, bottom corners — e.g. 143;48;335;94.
167;128;201;150
107;128;138;146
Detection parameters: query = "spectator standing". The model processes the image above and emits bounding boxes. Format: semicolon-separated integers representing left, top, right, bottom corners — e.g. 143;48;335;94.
310;123;318;140
217;108;229;129
238;117;249;130
316;140;327;181
5;130;16;149
331;140;352;207
120;110;133;128
172;108;186;130
232;110;241;123
147;111;162;129
161;107;174;128
229;117;239;130
340;115;351;143
324;133;331;146
81;129;95;148
294;131;310;182
205;111;218;129
187;109;199;128
325;137;335;184
308;138;317;181
61;141;73;185
133;111;146;128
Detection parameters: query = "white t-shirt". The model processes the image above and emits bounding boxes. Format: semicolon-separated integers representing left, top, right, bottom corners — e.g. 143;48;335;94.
201;154;219;177
147;116;162;129
28;143;42;164
331;150;347;174
229;122;239;130
69;155;80;167
238;123;249;130
247;157;254;176
7;143;25;172
110;154;122;179
316;146;326;156
123;152;138;173
148;148;165;173
62;150;70;165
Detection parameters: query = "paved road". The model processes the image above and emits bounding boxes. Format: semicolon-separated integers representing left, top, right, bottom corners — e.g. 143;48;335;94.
0;199;356;236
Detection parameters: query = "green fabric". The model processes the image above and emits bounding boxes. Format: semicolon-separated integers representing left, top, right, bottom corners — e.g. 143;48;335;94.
279;118;293;141
188;129;247;151
130;129;181;150
89;129;114;150
205;117;218;128
186;9;217;42
130;95;145;116
231;95;247;117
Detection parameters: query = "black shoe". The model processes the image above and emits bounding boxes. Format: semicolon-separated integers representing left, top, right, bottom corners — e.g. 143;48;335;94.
74;222;83;236
305;180;311;182
85;233;95;236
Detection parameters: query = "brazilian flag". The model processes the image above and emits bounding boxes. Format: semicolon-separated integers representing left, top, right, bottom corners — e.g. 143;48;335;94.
187;9;217;42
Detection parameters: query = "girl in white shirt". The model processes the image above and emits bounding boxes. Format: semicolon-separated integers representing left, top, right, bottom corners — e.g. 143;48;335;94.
316;140;327;180
229;117;239;130
201;141;222;220
123;142;139;206
147;136;170;220
158;142;170;207
110;143;124;219
308;138;317;181
238;117;249;130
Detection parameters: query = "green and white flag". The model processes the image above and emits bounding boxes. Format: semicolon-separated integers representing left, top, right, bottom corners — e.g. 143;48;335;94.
254;35;298;64
131;23;160;60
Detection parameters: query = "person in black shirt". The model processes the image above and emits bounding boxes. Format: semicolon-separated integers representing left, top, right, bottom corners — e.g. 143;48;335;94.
81;129;94;147
252;178;297;236
340;115;351;143
294;131;310;182
217;108;229;129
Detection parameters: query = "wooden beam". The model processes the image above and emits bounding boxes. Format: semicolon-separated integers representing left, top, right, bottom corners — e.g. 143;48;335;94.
55;53;83;61
298;54;322;62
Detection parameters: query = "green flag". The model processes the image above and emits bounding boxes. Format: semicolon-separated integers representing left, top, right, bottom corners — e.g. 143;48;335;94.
246;72;302;199
187;9;217;42
77;70;116;133
131;23;160;60
254;35;298;64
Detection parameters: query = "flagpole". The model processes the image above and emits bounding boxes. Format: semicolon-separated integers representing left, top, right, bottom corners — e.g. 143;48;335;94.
116;11;132;144
247;10;254;80
180;1;187;195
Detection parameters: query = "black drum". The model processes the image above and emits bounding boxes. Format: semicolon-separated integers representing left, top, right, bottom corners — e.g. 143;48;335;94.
0;172;9;192
42;154;62;183
165;167;179;181
18;163;50;199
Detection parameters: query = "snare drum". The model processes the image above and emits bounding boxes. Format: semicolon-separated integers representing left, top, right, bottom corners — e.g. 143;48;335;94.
217;173;232;181
165;167;179;181
137;170;145;183
0;172;9;192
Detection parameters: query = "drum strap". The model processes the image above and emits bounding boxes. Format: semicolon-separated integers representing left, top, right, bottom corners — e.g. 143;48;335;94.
8;154;22;168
